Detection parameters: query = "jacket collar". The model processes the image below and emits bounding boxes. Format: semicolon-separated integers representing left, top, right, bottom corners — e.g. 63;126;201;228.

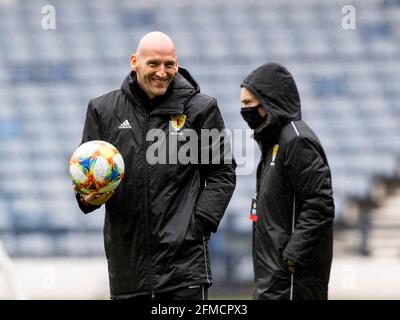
121;68;199;115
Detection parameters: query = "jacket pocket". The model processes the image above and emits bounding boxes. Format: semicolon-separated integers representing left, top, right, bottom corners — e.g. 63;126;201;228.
185;214;206;243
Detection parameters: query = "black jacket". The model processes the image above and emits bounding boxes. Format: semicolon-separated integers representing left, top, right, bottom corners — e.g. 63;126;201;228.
242;63;334;300
75;68;236;299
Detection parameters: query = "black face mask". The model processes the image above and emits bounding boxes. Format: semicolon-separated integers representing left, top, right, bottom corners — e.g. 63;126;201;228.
240;105;267;129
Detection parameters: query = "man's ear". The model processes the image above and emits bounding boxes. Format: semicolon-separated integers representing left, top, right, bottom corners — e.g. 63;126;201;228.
258;105;267;118
175;57;179;70
130;54;137;71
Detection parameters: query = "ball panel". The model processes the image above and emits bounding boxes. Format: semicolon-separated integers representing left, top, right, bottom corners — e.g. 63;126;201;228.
92;156;111;183
113;153;125;173
98;179;121;194
74;141;99;159
98;144;115;159
69;163;88;184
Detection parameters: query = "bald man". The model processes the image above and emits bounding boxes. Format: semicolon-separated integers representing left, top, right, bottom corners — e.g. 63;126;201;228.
74;32;236;300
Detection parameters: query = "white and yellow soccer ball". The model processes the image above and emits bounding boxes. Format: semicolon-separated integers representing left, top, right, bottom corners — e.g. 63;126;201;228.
69;140;125;195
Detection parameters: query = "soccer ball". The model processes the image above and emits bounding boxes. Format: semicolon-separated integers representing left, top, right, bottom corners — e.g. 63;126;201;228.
69;140;125;195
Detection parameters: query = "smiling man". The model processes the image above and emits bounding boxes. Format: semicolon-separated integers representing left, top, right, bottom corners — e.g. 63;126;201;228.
74;32;236;300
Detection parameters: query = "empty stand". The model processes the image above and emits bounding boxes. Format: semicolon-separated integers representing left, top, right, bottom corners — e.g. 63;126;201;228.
0;1;399;284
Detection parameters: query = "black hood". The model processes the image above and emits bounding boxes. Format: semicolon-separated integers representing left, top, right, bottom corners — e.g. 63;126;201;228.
241;63;301;151
121;67;200;115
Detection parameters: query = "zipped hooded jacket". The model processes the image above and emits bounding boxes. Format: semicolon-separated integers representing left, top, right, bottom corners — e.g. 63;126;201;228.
241;63;334;300
75;68;236;299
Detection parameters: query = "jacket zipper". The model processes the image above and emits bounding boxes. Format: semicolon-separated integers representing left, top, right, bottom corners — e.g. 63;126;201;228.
202;236;211;285
143;113;155;299
290;194;296;300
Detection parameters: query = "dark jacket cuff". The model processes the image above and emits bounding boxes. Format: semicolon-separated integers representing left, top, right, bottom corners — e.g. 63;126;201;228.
75;192;101;214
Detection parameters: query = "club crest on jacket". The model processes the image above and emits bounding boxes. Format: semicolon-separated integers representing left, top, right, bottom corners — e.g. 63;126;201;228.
170;114;186;132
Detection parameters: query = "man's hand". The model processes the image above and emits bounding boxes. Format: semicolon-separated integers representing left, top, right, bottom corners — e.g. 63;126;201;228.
74;186;114;206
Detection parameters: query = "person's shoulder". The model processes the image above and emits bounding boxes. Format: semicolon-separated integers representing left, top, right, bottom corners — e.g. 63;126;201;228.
190;92;216;108
186;93;219;119
89;88;122;109
183;93;220;129
280;120;322;147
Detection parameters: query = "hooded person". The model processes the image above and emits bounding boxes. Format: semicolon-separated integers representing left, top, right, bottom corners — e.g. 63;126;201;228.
240;62;335;300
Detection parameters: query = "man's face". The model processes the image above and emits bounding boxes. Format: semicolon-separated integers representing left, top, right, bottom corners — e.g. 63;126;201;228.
240;87;267;117
131;47;178;99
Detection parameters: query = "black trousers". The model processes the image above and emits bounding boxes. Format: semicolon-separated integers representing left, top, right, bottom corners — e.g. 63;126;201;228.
124;285;208;301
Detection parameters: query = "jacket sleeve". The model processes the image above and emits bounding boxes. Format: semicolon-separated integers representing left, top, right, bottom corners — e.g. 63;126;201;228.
75;100;102;214
282;135;334;267
194;99;236;235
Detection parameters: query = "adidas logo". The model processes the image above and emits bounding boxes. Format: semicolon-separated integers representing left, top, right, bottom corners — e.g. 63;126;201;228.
118;120;132;129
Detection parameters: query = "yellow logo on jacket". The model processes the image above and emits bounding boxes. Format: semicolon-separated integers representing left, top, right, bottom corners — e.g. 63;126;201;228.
271;144;279;166
170;114;186;132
